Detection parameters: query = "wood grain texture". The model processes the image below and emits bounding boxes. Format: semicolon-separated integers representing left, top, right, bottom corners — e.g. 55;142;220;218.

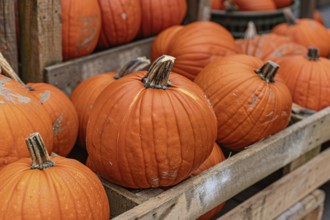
113;107;330;220
0;0;18;73
220;149;330;220
45;37;153;95
186;0;211;22
18;0;62;82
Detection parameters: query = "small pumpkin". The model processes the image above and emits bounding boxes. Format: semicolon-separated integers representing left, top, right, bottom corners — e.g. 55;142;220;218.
62;0;102;60
151;21;238;80
0;133;110;219
192;143;226;220
86;55;217;188
273;0;293;8
139;0;187;37
98;0;141;49
272;9;330;57
70;57;150;148
277;48;330;111
0;54;78;157
236;22;307;62
195;55;292;151
223;0;276;11
211;0;224;10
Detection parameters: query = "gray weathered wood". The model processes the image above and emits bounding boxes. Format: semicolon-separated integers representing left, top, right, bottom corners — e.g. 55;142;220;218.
274;190;325;220
300;0;316;18
19;0;62;82
45;37;154;95
113;107;330;220
186;0;211;22
0;0;18;73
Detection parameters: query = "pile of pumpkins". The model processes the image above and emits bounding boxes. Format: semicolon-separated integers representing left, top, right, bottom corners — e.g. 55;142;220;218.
1;4;330;219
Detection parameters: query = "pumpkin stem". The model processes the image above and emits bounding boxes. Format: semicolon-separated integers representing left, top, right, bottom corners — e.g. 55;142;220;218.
255;61;279;83
283;8;296;25
26;132;55;170
0;52;33;91
244;21;257;39
142;55;175;90
114;57;151;79
223;0;239;11
306;47;319;61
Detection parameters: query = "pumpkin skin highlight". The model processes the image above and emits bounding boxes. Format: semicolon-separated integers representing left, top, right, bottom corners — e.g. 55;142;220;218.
62;0;102;60
86;56;217;188
151;21;238;80
231;0;276;11
273;0;293;8
195;55;292;151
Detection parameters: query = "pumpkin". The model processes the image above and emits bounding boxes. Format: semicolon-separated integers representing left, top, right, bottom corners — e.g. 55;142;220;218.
192;143;226;220
236;22;307;62
70;57;150;148
62;0;102;60
273;0;293;8
272;9;330;57
0;133;110;219
211;0;224;10
151;21;238;80
277;48;330;111
98;0;141;49
195;55;292;151
0;54;78;156
139;0;187;37
313;10;324;25
224;0;276;11
86;55;217;188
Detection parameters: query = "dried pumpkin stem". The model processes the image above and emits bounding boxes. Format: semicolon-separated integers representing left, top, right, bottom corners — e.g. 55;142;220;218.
255;61;279;83
142;55;175;90
114;57;151;79
306;47;319;61
283;8;296;25
26;132;55;170
244;21;257;40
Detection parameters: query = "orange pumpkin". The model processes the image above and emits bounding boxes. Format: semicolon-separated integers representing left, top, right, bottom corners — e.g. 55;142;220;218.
211;0;224;10
192;143;226;220
226;0;276;11
273;0;293;8
98;0;141;49
195;55;292;151
151;21;238;80
62;0;102;60
86;55;217;188
139;0;187;37
70;57;150;148
313;10;324;25
277;48;330;111
236;22;307;62
272;9;330;57
0;133;110;219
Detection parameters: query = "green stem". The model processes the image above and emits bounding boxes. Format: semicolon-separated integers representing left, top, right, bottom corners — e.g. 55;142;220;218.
306;47;319;61
26;132;55;170
283;8;297;25
255;61;279;83
142;55;175;90
114;57;151;79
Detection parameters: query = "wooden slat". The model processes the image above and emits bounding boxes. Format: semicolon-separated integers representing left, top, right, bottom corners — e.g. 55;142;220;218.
299;0;316;18
0;0;18;73
45;37;154;95
301;206;324;220
274;190;325;220
186;0;211;22
18;0;62;82
113;107;330;220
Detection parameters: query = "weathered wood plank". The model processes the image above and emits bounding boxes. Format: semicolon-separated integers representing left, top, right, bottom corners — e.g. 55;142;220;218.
186;0;211;22
113;107;330;220
45;37;154;95
0;0;18;73
18;0;62;82
220;149;330;220
299;0;316;18
301;206;323;220
274;190;325;220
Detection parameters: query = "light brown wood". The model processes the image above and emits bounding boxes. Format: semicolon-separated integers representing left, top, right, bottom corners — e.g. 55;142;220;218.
45;37;154;95
301;206;324;220
0;0;18;73
219;149;330;220
274;190;325;220
113;107;330;220
18;0;62;82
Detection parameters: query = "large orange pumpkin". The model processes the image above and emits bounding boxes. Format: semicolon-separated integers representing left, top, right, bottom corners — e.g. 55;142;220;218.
273;0;293;8
151;21;238;80
139;0;187;37
272;9;330;57
0;133;110;219
86;55;217;188
277;48;330;111
98;0;141;49
70;57;150;148
62;0;102;60
195;55;292;151
236;22;307;62
192;143;226;220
